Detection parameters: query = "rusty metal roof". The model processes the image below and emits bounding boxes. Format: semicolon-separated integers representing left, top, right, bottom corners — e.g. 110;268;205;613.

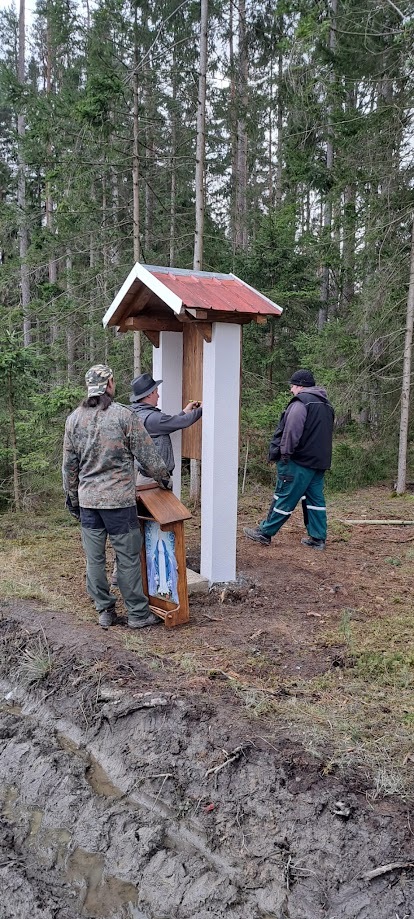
148;266;282;316
103;263;282;329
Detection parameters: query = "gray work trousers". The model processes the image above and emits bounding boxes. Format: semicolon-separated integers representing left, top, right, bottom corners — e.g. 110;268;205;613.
80;506;149;623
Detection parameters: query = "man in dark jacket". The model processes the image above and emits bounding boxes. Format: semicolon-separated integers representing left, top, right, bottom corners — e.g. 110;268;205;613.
244;369;334;549
130;372;202;480
63;364;171;629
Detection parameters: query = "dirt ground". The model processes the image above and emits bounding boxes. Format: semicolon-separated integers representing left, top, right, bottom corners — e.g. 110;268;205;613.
0;484;413;918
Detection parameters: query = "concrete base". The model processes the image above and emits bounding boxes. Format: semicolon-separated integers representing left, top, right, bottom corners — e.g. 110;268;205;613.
186;568;209;596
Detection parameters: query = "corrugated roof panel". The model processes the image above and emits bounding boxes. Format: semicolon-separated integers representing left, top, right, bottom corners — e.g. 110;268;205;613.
150;271;281;316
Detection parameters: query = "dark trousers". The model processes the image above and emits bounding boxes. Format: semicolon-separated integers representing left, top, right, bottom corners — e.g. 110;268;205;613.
260;459;327;541
80;506;149;622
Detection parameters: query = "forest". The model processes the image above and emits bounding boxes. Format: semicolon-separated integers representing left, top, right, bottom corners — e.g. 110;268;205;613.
1;0;414;509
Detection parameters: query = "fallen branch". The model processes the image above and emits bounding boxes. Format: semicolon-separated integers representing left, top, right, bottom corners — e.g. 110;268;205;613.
205;744;250;778
340;519;414;526
362;861;414;881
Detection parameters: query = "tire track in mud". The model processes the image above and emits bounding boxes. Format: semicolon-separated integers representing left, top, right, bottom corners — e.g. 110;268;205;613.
0;684;258;919
0;668;413;919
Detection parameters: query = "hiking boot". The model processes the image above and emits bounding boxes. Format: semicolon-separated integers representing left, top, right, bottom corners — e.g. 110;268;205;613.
243;526;271;546
98;607;118;629
128;612;162;629
301;537;326;551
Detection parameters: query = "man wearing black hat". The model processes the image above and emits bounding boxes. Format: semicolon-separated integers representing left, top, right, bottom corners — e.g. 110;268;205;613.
111;373;202;586
129;373;202;479
244;369;334;549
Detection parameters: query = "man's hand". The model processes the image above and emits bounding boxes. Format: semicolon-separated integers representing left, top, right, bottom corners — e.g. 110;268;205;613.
65;495;81;520
184;400;202;412
161;477;173;491
280;455;290;464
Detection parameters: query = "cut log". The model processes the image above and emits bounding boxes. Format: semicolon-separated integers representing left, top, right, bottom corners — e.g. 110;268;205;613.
340;519;414;526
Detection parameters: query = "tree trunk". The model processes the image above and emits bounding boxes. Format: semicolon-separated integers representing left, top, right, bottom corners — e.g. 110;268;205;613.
18;0;31;347
396;219;414;495
169;41;177;266
89;224;96;362
144;64;154;257
234;0;248;251
191;0;208;501
7;371;21;511
275;32;283;209
193;0;208;271
66;251;75;380
229;0;237;256
45;13;59;367
132;32;141;376
319;0;337;331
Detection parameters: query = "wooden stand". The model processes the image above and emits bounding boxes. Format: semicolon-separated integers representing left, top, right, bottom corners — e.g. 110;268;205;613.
136;485;192;628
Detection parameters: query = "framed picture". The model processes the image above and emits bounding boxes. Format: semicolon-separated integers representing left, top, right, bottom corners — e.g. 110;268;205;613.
144;521;179;605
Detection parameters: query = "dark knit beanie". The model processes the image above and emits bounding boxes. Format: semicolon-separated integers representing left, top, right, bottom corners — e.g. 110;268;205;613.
289;369;315;387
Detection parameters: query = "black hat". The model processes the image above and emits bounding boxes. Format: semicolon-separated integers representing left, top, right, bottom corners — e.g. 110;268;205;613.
130;373;162;402
289;369;315;387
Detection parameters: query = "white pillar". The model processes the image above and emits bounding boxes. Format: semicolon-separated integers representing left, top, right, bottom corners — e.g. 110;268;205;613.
152;332;183;498
200;322;241;583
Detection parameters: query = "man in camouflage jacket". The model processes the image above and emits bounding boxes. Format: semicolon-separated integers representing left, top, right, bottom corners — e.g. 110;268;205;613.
62;364;170;630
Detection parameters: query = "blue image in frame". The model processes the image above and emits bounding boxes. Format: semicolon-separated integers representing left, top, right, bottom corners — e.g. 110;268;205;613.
144;521;179;604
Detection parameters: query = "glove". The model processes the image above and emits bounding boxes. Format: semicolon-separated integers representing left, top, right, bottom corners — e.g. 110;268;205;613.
161;477;173;491
65;495;81;520
280;455;290;465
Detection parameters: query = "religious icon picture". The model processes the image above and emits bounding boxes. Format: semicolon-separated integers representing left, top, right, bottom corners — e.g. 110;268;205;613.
144;522;179;605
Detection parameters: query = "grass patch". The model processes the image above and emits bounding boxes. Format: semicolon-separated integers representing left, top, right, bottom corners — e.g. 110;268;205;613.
282;608;414;795
19;633;53;685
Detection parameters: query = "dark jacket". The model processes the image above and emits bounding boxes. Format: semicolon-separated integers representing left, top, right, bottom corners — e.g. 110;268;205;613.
268;386;334;471
131;401;202;473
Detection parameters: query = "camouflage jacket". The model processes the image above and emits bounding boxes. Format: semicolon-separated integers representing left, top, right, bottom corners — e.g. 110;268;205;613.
62;401;169;509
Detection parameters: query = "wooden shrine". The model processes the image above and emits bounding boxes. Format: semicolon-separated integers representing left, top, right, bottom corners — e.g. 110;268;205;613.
103;263;282;585
136;484;192;628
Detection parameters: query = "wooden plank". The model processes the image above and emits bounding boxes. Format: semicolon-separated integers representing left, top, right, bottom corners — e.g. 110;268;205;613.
136;486;192;524
340;519;414;525
195;322;212;343
185;308;208;319
123;316;182;333
143;330;160;347
182;323;203;460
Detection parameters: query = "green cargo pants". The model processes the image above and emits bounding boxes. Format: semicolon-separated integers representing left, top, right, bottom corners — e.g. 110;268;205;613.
260;459;327;541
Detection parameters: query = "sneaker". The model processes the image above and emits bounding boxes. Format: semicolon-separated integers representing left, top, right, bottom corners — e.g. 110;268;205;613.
128;612;162;629
301;537;326;550
243;526;271;546
98;607;118;628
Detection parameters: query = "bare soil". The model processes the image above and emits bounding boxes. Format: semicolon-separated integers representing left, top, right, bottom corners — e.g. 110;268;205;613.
0;484;413;918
